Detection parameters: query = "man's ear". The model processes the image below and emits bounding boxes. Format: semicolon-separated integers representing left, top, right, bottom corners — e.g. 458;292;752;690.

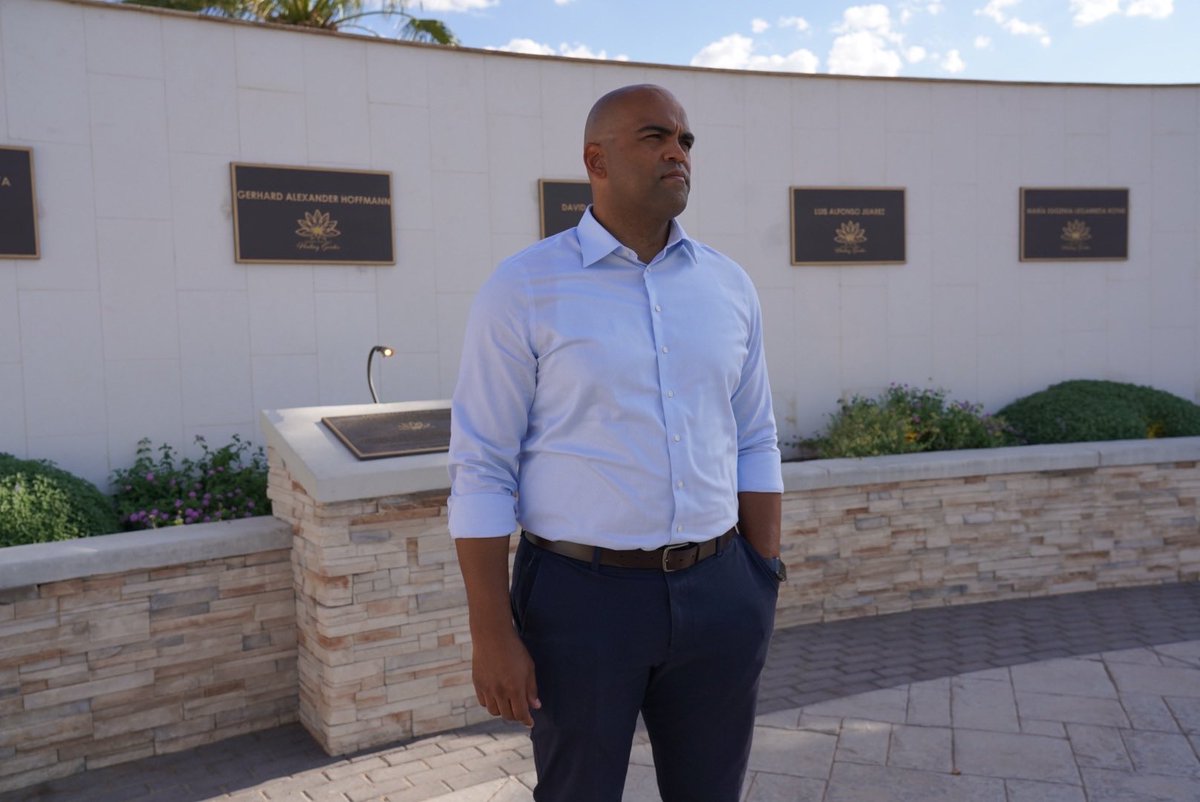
584;143;606;179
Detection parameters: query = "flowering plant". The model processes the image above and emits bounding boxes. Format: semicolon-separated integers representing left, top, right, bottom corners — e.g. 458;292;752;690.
815;384;1013;458
110;435;269;530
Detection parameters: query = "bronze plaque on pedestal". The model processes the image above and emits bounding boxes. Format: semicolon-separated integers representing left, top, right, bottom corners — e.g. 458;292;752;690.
1;146;38;259
231;163;394;265
1020;187;1129;261
539;180;592;238
791;187;906;265
322;408;451;460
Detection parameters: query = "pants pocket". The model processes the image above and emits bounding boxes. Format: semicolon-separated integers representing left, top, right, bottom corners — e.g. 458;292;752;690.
510;538;545;634
739;535;782;591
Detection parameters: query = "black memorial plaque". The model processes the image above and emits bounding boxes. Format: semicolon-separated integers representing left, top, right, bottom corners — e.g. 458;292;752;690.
539;180;592;238
322;408;451;460
231;163;394;264
0;146;38;259
1020;187;1128;261
791;187;906;265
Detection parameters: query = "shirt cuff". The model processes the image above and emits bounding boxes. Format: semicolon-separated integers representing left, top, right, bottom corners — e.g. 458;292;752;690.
737;449;784;494
447;492;519;538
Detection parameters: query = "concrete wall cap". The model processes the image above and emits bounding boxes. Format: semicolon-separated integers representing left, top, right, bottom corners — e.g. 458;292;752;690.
0;517;294;591
782;437;1200;492
260;401;452;504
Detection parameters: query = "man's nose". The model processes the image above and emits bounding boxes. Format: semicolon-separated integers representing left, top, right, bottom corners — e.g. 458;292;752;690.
664;139;688;161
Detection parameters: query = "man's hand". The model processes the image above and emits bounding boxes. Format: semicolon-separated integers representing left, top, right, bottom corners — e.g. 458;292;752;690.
470;624;541;726
455;535;541;727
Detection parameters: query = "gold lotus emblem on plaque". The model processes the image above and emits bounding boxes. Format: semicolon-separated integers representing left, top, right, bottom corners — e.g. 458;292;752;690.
834;220;868;255
1060;219;1092;251
296;209;342;252
395;421;432;432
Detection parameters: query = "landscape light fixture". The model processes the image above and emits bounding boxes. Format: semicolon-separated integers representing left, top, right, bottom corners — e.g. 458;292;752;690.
367;345;394;403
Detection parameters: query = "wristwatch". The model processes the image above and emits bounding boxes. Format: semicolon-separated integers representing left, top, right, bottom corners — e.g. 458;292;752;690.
765;556;787;582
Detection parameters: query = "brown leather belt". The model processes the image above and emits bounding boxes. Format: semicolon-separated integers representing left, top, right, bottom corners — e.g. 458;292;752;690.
522;528;737;573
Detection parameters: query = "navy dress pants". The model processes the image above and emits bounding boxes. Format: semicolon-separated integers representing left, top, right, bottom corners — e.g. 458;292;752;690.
510;533;780;802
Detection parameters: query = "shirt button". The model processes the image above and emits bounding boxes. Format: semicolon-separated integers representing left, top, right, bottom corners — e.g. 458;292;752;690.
666;390;675;398
676;525;684;533
655;304;662;313
677;480;685;489
661;346;669;354
673;434;681;442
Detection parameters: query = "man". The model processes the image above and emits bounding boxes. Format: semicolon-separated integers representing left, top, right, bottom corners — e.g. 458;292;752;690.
448;84;784;802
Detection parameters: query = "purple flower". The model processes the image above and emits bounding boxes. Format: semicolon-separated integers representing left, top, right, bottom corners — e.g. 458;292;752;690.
145;472;155;482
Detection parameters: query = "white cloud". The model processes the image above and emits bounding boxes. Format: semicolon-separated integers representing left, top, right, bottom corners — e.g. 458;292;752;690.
554;0;574;5
489;38;629;60
415;0;497;11
752;18;770;33
827;30;903;76
493;38;555;56
941;49;966;72
836;4;903;43
1127;0;1173;19
1070;0;1120;25
828;5;905;76
974;35;992;48
906;45;927;62
690;33;819;73
927;2;945;14
779;16;810;31
976;0;1052;45
1069;0;1173;22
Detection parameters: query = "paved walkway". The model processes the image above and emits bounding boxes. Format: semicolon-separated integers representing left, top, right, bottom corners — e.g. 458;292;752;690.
8;583;1200;802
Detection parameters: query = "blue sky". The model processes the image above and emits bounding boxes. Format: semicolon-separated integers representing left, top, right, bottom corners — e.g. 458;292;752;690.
389;0;1196;84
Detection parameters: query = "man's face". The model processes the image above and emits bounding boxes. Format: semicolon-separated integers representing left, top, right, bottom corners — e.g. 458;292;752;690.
600;90;695;222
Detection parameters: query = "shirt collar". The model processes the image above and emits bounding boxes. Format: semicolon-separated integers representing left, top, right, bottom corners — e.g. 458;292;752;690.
577;206;696;269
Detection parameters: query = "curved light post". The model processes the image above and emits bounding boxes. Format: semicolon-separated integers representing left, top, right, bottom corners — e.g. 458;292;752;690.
367;345;394;403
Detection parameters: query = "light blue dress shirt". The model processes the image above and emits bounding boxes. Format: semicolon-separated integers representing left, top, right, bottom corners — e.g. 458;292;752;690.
447;208;782;549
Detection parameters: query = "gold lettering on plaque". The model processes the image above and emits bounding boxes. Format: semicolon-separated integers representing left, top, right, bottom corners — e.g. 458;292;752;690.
1060;219;1092;251
834;220;868;255
295;209;342;252
0;176;10;188
395;421;432;432
560;202;587;212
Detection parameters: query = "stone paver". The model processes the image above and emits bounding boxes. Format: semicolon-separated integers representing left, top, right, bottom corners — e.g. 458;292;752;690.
5;583;1200;802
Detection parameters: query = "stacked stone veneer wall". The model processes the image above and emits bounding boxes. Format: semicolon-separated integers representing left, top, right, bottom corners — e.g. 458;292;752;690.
266;449;486;756
264;439;1200;757
2;440;1198;790
774;455;1200;630
0;519;297;794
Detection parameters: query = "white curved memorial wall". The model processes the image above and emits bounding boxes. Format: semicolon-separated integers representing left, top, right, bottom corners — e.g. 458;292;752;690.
0;0;1197;487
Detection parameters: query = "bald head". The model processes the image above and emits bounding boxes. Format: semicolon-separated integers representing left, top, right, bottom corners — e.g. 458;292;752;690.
584;84;681;146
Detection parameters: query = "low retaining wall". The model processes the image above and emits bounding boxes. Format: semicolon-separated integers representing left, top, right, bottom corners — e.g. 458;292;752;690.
2;438;1197;791
774;439;1200;628
0;518;297;794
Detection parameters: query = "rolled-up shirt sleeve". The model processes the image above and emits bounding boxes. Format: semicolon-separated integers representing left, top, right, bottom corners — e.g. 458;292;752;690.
731;281;784;494
447;263;535;538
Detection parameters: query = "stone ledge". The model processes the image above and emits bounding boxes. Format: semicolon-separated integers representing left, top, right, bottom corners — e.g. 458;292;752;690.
0;516;294;591
782;437;1200;492
260;401;452;504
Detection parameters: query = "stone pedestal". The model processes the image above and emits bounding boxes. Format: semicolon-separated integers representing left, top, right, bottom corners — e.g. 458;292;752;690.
261;401;488;755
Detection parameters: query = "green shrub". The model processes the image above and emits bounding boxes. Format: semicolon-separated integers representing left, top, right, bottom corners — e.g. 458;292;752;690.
110;435;269;530
0;454;121;547
998;380;1200;444
815;385;1012;458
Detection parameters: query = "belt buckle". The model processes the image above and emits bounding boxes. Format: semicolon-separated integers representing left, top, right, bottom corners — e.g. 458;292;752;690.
661;542;697;573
